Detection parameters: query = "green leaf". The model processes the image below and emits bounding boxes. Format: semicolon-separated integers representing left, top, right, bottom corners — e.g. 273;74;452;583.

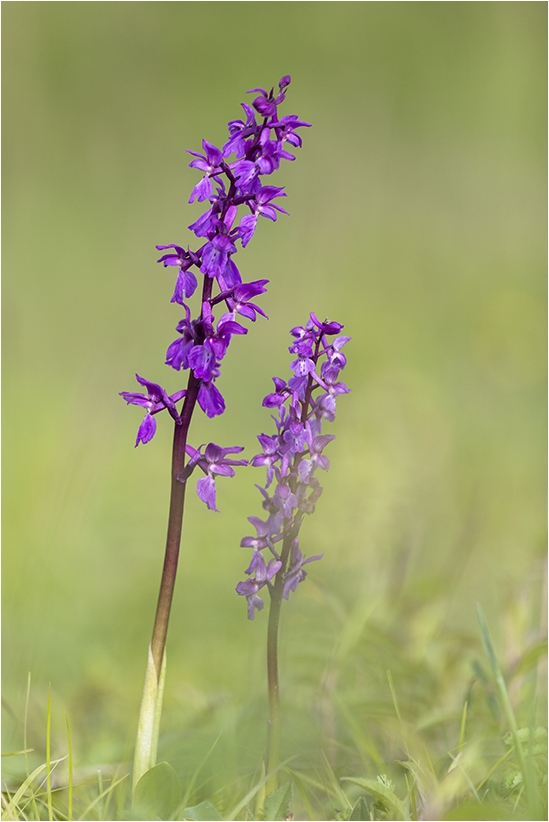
349;795;370;821
341;777;406;819
182;800;222;821
133;646;167;793
133;761;181;820
264;781;294;821
442;800;525;820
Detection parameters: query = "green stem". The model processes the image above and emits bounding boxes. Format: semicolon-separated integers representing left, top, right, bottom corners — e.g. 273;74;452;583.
264;344;319;794
265;519;302;794
266;582;282;794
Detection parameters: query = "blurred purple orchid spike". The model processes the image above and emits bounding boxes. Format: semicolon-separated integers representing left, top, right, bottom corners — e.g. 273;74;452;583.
236;314;351;617
239;313;350;796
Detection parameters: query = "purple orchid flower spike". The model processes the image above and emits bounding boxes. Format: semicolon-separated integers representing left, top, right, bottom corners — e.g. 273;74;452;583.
120;374;186;446
237;315;350;616
122;79;310;791
236;313;350;796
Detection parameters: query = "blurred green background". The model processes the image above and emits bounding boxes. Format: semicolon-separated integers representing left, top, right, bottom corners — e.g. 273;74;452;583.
2;0;546;805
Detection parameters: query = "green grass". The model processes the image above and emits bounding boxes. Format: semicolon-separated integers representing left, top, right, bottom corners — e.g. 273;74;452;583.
2;585;546;820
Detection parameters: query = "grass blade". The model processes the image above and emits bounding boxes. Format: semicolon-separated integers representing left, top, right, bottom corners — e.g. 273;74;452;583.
458;700;468;749
65;714;73;821
3;759;65;819
77;774;128;821
180;730;223;811
46;684;53;821
477;604;542;819
226;755;297;821
24;673;40;822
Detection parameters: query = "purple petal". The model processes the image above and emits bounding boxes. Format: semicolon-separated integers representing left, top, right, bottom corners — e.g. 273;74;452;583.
196;475;217;511
188;345;215;381
119;391;149;408
135;374;164;403
234;280;269;301
246;594;264;620
169;389;187;404
218;319;248;337
219;259;242;289
156;253;180;267
197;381;225;418
248;516;270;536
166;336;194;371
189;176;212;204
221;445;245;455
266;559;282;580
312;434;336;453
171;268;198;304
202;139;223;165
204;442;224;463
263;393;285;408
333;335;351;351
236;578;260;596
136;414;156;446
238;214;258;247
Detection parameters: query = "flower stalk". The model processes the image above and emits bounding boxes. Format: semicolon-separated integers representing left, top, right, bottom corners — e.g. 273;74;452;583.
150;373;200;675
265;526;295;793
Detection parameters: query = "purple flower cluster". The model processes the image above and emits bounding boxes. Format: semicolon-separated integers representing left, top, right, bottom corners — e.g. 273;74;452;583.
120;78;310;508
236;314;351;618
157;76;310;420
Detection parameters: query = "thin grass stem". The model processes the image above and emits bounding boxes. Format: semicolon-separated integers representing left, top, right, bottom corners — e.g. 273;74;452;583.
77;774;128;822
1;792;18;822
387;669;413;770
65;714;73;821
226;756;297;822
46;684;53;822
458;700;468;749
475;745;514;792
24;673;40;822
96;771;104;820
179;730;223;811
477;604;541;818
